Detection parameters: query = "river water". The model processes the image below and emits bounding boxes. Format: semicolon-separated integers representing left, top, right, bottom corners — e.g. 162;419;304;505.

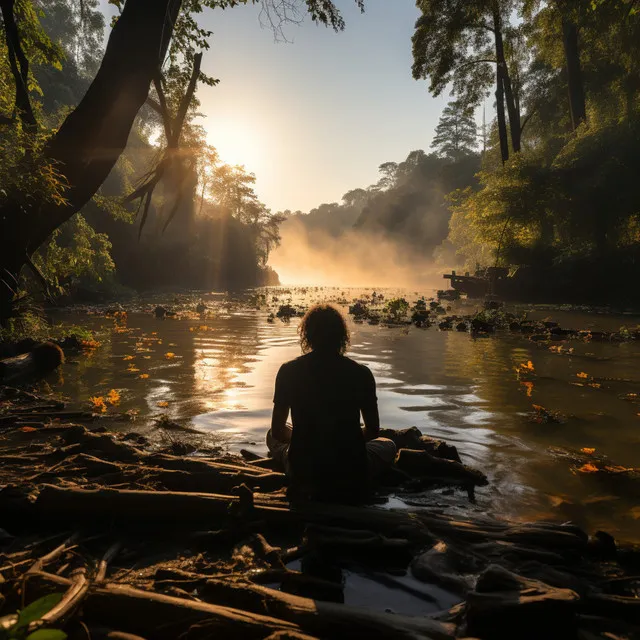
43;288;640;543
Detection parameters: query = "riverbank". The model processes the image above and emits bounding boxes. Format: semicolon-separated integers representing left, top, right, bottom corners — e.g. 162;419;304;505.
1;387;639;639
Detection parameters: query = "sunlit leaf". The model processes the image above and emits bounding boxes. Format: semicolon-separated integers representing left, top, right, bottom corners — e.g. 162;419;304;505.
15;594;63;630
26;629;68;640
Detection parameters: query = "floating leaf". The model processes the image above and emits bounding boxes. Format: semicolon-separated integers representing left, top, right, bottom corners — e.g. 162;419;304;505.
89;396;107;413
576;372;589;379
157;401;169;408
139;374;149;379
521;381;534;397
19;426;38;433
107;389;120;406
580;447;595;455
577;463;599;473
164;352;176;359
122;355;134;361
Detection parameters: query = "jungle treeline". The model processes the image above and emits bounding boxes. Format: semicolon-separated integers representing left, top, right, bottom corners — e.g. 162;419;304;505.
286;0;640;304
1;0;639;316
0;0;281;312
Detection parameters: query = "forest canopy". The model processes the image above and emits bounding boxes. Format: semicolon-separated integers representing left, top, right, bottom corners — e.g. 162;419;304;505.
411;0;640;302
0;0;365;322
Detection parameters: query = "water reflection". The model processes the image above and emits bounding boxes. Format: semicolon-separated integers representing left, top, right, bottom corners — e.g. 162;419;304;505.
46;297;640;541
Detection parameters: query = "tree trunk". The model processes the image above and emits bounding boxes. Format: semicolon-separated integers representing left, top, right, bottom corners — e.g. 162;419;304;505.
493;5;521;153
0;0;183;321
495;66;509;164
561;16;586;130
492;8;509;164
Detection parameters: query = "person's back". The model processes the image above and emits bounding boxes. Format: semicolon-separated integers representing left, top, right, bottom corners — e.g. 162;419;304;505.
275;351;372;497
268;304;396;501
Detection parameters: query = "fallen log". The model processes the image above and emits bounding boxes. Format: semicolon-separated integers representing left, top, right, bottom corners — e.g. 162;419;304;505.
26;572;305;640
395;449;487;500
200;579;457;640
27;486;432;540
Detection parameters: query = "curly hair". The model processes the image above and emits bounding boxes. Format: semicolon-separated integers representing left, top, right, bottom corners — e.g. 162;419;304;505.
299;304;350;355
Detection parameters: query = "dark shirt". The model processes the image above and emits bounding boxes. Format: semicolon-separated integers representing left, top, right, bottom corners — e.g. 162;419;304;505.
273;352;377;497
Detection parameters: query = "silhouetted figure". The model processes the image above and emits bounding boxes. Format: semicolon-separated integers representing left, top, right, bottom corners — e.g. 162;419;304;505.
268;304;396;502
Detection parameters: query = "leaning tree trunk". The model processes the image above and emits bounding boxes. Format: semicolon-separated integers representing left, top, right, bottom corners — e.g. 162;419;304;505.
561;16;586;130
0;0;183;322
493;4;521;154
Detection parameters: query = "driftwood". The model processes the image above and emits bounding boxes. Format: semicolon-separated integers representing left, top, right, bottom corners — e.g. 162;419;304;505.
395;449;488;492
1;409;637;640
462;564;580;640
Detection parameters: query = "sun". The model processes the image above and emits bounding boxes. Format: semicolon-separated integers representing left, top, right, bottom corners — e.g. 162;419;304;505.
206;120;265;173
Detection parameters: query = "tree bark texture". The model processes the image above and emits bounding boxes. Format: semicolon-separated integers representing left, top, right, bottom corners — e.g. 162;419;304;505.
492;7;510;164
493;5;521;154
561;16;587;130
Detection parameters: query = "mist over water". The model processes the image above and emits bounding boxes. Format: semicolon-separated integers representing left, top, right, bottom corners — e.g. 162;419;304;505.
269;218;443;288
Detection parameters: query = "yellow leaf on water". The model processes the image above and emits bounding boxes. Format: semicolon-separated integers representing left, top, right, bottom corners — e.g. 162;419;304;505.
576;372;589;379
107;389;121;406
157;401;169;408
521;381;534;397
20;426;38;433
577;463;599;473
89;396;107;413
165;352;176;359
580;447;595;455
139;373;149;379
122;355;134;361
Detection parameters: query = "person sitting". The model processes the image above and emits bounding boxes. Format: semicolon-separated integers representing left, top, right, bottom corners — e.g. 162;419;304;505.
267;303;397;502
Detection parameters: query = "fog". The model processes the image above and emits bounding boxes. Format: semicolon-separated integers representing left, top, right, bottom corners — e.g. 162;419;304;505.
268;218;443;288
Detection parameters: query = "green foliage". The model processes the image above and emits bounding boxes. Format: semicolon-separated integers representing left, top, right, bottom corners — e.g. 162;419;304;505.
412;0;520;108
32;213;115;295
431;101;478;160
0;593;66;640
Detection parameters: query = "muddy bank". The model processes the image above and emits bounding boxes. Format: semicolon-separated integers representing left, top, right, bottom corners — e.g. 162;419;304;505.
1;388;639;639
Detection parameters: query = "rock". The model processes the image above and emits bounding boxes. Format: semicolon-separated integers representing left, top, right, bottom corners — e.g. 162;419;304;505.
412;541;476;594
464;564;579;640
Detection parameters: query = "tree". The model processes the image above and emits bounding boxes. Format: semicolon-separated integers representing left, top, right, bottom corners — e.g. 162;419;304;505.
412;0;522;163
431;101;478;159
0;0;365;322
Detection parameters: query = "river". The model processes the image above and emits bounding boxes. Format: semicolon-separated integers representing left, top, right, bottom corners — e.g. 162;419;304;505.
43;287;640;543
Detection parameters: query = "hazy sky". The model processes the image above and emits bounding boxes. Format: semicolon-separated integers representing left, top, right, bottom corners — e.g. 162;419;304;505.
102;1;453;213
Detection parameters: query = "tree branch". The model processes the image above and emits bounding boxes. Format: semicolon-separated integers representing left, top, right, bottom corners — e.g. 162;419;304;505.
455;58;497;72
170;52;202;148
0;0;37;130
152;73;173;142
